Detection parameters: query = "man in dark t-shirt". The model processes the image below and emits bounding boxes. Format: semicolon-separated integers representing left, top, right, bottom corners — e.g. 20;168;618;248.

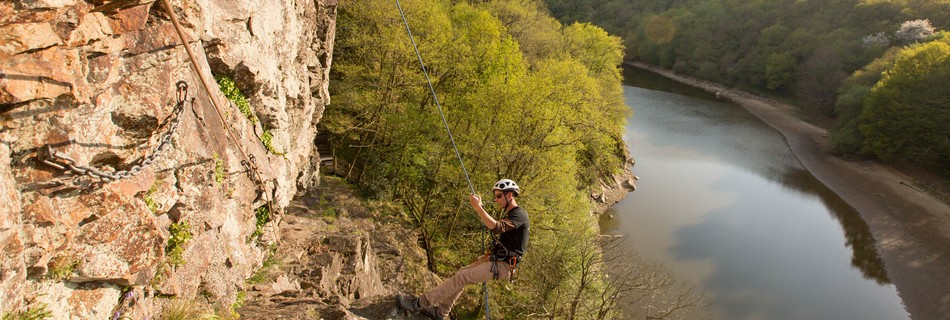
396;179;530;319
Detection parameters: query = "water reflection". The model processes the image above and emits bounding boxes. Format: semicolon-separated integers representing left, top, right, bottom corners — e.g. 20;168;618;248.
776;168;889;284
607;65;906;319
623;65;888;283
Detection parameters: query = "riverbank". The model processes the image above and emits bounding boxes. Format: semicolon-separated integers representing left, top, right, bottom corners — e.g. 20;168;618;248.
627;61;950;320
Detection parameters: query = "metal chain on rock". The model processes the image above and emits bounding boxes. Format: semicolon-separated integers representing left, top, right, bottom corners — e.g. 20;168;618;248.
39;81;189;184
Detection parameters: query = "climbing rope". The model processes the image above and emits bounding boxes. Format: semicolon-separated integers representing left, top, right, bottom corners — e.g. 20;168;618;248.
159;0;273;214
393;1;492;319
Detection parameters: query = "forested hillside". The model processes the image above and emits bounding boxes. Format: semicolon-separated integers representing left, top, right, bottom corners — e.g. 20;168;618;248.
546;0;950;177
325;0;703;318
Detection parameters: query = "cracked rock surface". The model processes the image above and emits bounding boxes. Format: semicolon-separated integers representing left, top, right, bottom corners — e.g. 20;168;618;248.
1;0;337;317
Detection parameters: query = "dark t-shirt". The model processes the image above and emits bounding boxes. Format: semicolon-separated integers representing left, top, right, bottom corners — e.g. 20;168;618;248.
492;206;530;257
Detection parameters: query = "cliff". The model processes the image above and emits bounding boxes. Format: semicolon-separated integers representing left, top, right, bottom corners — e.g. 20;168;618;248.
0;0;337;317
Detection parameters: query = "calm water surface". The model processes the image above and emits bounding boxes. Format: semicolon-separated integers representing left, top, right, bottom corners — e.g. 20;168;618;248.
604;66;909;320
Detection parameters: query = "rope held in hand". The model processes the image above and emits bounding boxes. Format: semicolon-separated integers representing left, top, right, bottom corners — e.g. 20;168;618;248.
394;1;491;318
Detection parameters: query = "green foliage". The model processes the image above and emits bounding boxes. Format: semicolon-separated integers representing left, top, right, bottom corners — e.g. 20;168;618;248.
213;153;225;185
159;299;230;320
216;76;257;124
831;85;872;154
321;207;338;221
246;255;281;285
765;52;797;90
144;181;160;213
2;304;51;320
47;256;80;281
858;41;950;175
260;130;285;156
166;220;192;267
249;205;270;243
330;0;629;317
232;291;246;310
545;0;950;178
229;291;245;319
543;0;950;97
217;76;285;156
832;48;902;154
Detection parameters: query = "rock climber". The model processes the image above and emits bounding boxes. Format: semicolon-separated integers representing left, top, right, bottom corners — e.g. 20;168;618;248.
395;179;530;319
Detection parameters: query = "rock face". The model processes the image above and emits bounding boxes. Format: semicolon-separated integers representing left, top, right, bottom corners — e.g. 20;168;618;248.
236;176;440;320
591;153;638;215
0;0;336;316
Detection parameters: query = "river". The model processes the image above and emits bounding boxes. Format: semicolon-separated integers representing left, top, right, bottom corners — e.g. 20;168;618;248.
602;65;910;320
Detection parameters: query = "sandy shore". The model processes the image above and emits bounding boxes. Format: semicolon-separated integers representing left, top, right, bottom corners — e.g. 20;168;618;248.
628;61;950;320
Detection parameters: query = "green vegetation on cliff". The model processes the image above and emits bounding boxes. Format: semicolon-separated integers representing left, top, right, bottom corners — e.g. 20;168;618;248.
324;0;686;318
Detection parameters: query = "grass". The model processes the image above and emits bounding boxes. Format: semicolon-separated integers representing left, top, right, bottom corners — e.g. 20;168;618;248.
159;299;236;320
245;254;282;285
321;207;338;221
47;256;80;281
2;303;51;320
232;291;246;310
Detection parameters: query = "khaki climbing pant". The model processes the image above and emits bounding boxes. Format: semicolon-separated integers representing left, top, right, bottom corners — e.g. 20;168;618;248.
419;255;513;316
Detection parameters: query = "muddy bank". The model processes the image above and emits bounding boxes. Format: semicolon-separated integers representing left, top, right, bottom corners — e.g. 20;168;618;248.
626;61;950;320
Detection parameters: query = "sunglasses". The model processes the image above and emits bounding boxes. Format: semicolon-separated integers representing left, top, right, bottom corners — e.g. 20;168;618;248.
494;193;505;199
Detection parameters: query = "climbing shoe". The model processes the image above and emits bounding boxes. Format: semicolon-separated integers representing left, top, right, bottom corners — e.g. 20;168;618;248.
420;306;446;320
395;294;420;312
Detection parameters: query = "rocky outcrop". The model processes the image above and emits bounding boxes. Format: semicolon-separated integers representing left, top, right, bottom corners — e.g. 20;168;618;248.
591;152;638;215
0;0;336;317
237;176;440;319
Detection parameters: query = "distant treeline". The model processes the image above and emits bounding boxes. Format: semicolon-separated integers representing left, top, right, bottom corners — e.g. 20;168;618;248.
545;0;950;176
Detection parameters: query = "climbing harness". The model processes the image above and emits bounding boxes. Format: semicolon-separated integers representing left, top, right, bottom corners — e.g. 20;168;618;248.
488;238;520;281
394;0;492;318
39;81;188;185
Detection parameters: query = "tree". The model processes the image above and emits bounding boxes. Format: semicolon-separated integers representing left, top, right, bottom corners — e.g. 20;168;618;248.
331;1;635;317
765;52;797;90
831;47;901;154
895;19;936;45
859;41;950;174
794;46;849;115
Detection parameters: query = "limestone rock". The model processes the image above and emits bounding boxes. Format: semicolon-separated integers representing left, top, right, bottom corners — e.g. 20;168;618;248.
592;167;638;215
71;194;164;286
0;0;337;316
268;274;301;297
0;47;78;104
0;22;62;57
0;134;27;312
31;282;121;320
623;178;637;191
17;0;78;10
314;234;386;305
68;12;113;46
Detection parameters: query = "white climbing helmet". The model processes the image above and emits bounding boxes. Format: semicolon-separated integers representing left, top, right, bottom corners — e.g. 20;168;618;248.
492;179;520;196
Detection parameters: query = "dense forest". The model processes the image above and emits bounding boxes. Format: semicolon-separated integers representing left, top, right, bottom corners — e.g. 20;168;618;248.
326;0;704;318
545;0;950;177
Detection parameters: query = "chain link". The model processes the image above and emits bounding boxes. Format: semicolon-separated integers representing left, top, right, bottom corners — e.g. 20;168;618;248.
241;154;263;186
39;81;189;184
